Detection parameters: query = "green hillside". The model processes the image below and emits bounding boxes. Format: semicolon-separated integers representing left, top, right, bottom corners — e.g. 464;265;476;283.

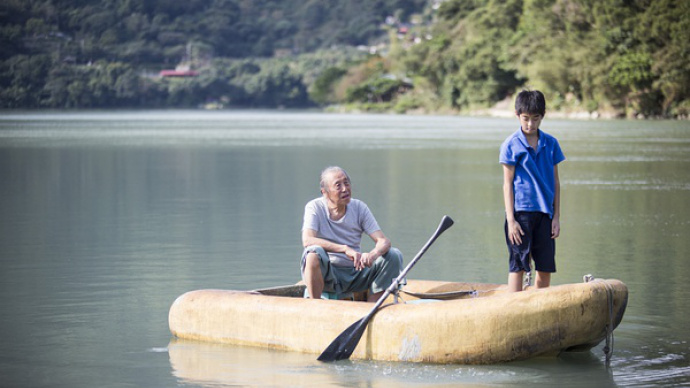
392;0;690;118
1;0;688;118
0;0;424;109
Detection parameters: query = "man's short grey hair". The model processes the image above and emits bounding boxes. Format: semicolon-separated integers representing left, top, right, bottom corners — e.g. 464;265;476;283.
320;166;350;191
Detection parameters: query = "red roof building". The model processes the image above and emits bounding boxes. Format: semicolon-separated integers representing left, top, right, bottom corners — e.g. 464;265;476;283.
159;69;199;77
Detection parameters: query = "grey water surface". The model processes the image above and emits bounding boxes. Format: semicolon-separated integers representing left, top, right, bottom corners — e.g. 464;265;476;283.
1;111;688;387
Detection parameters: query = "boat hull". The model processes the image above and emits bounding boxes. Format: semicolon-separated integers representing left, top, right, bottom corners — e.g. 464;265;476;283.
168;279;627;364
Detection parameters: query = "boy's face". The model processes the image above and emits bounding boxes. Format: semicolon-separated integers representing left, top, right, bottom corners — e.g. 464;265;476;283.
516;112;543;136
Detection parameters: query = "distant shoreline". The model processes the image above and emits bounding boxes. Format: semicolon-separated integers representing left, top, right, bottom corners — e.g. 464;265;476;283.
1;106;687;120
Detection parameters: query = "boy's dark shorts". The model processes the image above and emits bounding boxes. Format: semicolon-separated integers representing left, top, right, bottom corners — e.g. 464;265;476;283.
505;211;556;273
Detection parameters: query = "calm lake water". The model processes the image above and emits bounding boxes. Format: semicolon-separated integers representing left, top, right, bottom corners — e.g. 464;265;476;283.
1;111;689;387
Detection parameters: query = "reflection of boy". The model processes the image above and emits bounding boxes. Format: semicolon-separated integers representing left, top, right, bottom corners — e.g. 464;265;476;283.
499;90;565;292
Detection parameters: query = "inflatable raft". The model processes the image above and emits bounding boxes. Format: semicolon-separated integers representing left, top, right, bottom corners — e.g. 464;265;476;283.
168;278;627;364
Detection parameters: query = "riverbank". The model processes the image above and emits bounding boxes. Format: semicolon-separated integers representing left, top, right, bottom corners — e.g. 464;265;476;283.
467;96;620;120
326;95;687;120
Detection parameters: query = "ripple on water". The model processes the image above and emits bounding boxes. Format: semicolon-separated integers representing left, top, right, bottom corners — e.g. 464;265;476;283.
610;330;690;387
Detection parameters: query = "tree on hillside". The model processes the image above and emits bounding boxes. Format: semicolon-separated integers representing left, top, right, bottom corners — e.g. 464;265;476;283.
0;0;423;108
396;0;689;117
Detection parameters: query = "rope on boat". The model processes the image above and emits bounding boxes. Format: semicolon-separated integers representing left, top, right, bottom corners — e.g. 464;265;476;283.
584;274;615;366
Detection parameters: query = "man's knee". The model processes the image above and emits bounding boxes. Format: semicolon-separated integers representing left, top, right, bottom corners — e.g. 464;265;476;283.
384;247;403;268
304;252;321;269
301;245;329;274
387;247;402;259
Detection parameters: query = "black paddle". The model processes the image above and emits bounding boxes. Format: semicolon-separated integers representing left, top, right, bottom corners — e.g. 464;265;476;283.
317;215;454;362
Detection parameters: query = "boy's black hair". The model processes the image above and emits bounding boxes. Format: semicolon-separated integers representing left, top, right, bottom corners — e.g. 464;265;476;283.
515;90;546;116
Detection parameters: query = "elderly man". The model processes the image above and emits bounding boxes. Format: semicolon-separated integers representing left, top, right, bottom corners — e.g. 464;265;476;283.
301;166;403;302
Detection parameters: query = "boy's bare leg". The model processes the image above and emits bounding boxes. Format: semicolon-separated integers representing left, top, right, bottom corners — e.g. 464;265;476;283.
508;271;524;292
535;271;551;288
303;252;324;299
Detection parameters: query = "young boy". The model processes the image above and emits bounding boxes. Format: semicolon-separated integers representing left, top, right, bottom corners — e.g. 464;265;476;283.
500;90;565;292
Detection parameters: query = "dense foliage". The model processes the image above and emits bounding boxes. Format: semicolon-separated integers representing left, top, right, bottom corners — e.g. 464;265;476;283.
392;0;690;117
1;0;688;117
0;0;423;108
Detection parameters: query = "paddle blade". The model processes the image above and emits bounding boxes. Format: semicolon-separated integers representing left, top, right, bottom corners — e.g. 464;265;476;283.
317;317;368;362
317;215;454;363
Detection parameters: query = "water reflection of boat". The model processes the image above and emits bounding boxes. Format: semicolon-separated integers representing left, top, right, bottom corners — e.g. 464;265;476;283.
167;338;506;387
168;278;627;364
168;338;336;387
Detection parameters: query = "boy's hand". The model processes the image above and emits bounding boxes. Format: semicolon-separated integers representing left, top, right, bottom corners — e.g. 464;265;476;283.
507;220;524;245
551;218;561;239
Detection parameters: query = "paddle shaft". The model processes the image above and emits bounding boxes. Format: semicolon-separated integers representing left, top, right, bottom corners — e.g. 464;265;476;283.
317;215;454;362
368;215;454;314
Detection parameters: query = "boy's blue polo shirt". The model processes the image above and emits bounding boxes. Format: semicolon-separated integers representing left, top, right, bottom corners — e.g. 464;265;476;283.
499;128;565;218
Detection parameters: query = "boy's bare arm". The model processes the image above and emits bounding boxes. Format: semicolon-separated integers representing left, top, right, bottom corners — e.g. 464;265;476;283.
551;165;561;238
502;164;523;245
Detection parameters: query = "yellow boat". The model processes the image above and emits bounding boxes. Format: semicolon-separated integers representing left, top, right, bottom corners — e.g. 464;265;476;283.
168;278;627;364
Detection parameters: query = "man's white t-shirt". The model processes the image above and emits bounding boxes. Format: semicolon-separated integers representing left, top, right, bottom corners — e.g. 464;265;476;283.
302;197;381;267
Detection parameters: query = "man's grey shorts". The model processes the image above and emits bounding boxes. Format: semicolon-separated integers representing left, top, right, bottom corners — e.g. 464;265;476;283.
301;245;404;298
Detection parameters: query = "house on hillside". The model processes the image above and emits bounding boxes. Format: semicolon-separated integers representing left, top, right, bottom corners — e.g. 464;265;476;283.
159;65;198;77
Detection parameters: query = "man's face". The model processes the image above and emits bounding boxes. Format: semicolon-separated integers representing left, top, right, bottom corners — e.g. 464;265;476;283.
517;112;543;136
322;170;351;207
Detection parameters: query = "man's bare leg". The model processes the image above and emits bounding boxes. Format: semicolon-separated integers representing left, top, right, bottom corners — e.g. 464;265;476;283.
366;291;383;303
303;252;324;299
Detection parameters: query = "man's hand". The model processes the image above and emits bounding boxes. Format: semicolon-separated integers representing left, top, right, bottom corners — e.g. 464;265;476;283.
358;252;375;270
345;247;364;270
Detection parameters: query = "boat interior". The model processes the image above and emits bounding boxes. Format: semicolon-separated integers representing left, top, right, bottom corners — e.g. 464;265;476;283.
253;281;507;302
